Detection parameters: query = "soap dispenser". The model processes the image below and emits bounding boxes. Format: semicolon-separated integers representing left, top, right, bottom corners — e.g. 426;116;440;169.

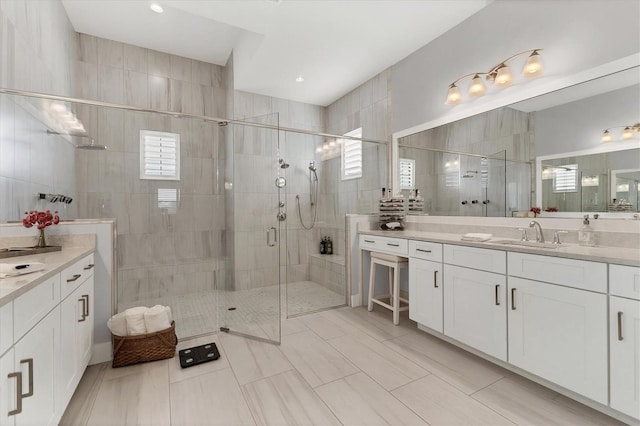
578;215;595;246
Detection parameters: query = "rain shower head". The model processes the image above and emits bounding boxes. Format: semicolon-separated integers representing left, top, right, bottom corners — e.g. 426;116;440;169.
278;158;290;169
76;139;107;150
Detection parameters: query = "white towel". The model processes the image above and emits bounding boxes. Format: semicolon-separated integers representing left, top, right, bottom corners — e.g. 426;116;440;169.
144;305;172;333
165;306;173;324
460;233;493;242
107;312;128;336
0;262;45;278
125;307;148;336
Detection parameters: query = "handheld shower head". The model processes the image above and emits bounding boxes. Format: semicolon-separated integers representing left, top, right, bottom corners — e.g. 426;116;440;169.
308;162;317;172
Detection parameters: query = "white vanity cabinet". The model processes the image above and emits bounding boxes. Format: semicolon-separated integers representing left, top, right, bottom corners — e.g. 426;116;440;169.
408;241;443;332
443;245;507;361
507;253;608;405
609;265;640;420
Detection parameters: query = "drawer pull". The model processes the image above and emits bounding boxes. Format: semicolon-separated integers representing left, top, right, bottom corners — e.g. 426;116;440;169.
83;263;95;270
495;284;500;305
20;358;34;398
416;248;432;253
83;294;90;318
387;243;400;247
617;312;624;341
511;288;516;310
7;372;22;416
433;270;438;288
364;240;375;243
67;274;81;283
78;298;87;322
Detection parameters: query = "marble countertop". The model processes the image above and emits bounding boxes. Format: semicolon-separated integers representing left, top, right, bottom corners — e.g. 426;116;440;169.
0;245;95;307
359;229;640;267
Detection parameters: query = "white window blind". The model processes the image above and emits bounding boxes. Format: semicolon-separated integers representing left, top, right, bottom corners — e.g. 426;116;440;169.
342;128;362;180
553;164;577;193
140;130;180;180
157;188;178;214
399;158;415;189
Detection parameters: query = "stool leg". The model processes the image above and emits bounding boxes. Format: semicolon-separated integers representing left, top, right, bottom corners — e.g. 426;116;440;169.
393;265;400;325
368;259;376;311
388;266;393;305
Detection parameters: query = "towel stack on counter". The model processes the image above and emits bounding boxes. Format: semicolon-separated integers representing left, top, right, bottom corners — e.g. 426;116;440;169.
108;305;173;336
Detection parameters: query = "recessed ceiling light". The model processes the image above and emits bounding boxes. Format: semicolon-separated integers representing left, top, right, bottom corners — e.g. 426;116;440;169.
150;3;164;13
295;76;304;83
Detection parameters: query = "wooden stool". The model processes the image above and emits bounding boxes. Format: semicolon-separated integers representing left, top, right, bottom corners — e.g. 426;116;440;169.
367;252;409;325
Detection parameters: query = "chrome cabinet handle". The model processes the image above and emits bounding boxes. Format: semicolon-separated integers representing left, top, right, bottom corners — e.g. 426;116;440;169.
20;358;33;398
7;371;22;416
433;270;438;288
78;298;87;322
67;274;81;282
83;263;95;270
618;312;624;341
495;285;500;305
83;294;90;318
364;239;375;243
416;248;432;253
387;243;400;247
511;288;516;310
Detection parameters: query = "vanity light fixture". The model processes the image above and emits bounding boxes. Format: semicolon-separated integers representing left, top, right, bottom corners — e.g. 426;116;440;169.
445;49;543;106
150;3;164;13
601;123;640;143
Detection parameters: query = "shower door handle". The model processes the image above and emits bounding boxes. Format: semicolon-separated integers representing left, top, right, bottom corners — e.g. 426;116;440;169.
266;227;277;247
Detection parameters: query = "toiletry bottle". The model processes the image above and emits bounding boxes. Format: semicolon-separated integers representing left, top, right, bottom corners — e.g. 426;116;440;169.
320;237;326;254
578;215;595;246
326;237;333;255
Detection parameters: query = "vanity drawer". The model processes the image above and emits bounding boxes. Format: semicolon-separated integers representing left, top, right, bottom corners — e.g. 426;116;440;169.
61;253;95;299
0;302;12;354
359;235;408;256
610;264;640;300
444;244;505;274
409;240;443;262
508;253;606;293
13;274;61;342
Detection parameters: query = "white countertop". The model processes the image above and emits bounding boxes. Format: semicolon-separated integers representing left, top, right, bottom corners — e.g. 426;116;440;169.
0;246;95;306
359;229;640;267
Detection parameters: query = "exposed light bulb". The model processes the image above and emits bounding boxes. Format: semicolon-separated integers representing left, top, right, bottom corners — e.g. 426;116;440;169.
468;74;487;98
601;130;612;143
445;84;462;105
445;162;451;168
150;3;164;13
316;147;323;153
494;65;513;87
322;144;329;151
622;126;634;140
329;141;336;147
295;76;305;83
523;50;543;77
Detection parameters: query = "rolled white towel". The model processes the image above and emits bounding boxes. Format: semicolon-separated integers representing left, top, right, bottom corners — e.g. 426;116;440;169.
108;312;128;336
125;307;148;336
165;306;173;324
144;305;171;333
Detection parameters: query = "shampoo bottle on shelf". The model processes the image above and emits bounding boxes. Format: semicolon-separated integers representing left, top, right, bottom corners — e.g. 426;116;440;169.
578;215;595;246
320;237;327;254
326;237;333;255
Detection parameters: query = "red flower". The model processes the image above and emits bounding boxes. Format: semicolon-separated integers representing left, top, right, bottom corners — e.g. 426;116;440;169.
22;210;60;230
530;207;541;214
545;207;558;212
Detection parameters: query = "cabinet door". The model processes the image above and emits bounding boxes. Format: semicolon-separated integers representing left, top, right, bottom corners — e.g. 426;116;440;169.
610;296;640;420
13;308;59;426
78;277;94;368
1;348;15;426
508;277;607;405
409;258;443;332
444;265;507;361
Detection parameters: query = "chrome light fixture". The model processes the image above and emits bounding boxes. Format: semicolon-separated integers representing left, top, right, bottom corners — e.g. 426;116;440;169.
445;49;543;106
601;123;640;143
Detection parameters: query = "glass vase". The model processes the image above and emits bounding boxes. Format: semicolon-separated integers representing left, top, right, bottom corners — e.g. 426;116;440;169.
36;229;47;248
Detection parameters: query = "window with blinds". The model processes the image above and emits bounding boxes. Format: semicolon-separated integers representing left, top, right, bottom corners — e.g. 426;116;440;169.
341;128;362;180
399;158;415;189
140;130;180;180
553;164;577;193
157;188;178;214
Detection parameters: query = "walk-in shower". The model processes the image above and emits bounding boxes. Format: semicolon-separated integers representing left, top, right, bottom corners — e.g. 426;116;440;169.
296;161;319;230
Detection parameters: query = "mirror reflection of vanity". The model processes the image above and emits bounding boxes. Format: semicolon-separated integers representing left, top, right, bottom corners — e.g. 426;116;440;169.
394;62;640;217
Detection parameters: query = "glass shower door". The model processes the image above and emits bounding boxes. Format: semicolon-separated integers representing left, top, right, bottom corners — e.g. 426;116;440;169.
219;113;282;344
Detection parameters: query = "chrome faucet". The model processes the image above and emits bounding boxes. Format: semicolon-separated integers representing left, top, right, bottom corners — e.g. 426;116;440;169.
529;220;545;243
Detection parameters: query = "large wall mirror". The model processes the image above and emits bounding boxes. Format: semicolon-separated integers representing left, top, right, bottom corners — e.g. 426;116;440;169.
394;63;639;217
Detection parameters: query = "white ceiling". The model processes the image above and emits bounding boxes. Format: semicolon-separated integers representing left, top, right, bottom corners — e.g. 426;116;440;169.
62;0;490;106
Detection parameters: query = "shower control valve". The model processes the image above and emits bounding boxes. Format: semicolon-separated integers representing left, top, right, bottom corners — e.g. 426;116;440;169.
471;200;479;204
482;200;490;204
461;200;468;205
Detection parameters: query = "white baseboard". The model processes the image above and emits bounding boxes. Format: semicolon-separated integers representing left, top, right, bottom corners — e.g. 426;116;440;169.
89;341;112;365
351;294;361;307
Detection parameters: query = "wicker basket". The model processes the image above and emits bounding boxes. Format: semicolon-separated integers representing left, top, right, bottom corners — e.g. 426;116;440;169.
112;321;177;368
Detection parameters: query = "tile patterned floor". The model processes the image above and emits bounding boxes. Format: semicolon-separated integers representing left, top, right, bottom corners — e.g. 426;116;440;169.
62;307;624;426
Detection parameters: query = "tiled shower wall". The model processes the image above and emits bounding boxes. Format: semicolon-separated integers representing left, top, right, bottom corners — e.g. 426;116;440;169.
0;0;77;222
399;106;534;215
72;33;228;306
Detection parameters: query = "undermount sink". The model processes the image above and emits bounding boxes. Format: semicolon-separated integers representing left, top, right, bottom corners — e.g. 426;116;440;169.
491;240;560;249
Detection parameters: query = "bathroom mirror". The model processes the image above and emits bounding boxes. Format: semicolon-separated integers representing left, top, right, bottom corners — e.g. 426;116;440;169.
395;64;640;217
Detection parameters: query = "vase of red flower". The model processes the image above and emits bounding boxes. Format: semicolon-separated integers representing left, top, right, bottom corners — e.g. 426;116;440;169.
529;207;541;218
22;210;60;248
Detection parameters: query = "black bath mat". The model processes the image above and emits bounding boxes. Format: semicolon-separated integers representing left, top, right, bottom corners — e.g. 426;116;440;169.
178;342;220;368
